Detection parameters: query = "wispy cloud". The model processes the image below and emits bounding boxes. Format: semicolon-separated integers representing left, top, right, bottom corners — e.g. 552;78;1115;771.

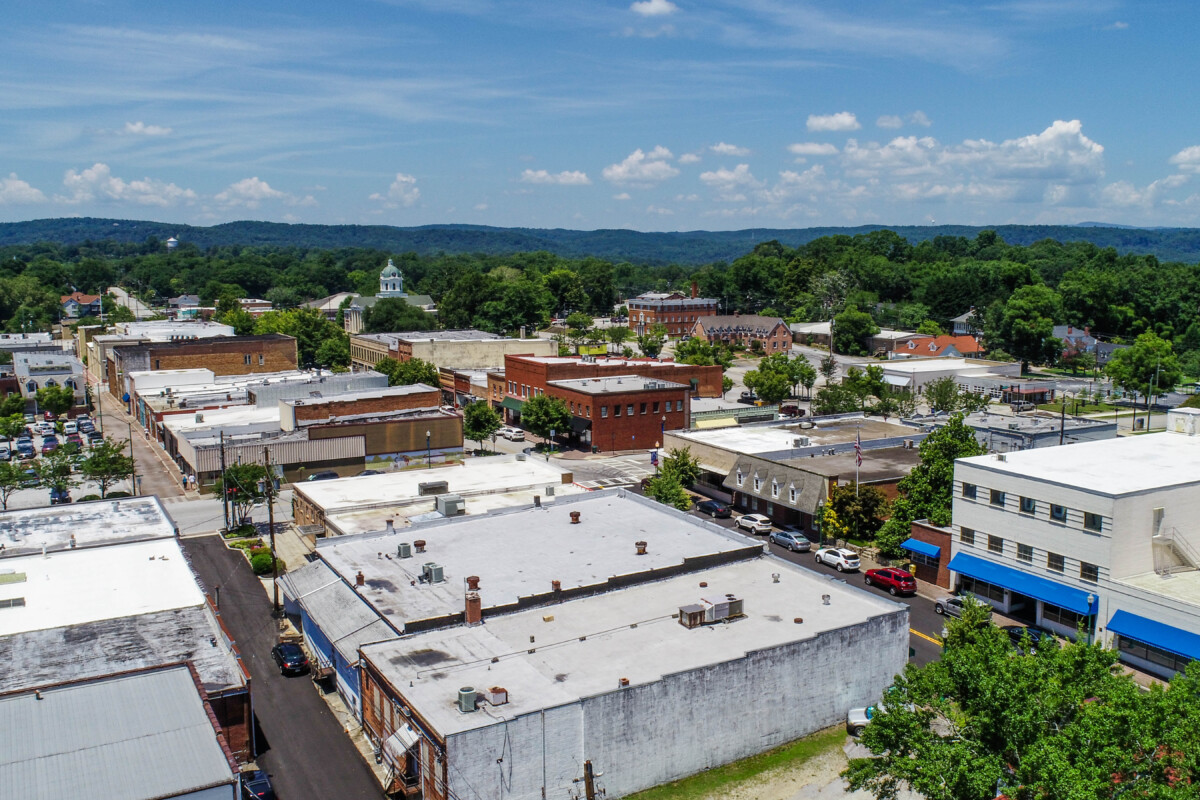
124;121;173;136
631;0;678;16
519;169;591;185
711;142;751;156
807;112;860;132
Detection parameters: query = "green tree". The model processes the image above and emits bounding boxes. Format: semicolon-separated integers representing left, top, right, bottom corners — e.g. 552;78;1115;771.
998;284;1063;370
721;376;734;398
314;336;351;371
36;385;75;416
827;482;889;541
79;437;135;498
215;462;268;527
0;394;24;417
743;367;791;404
218;307;257;336
34;448;78;497
915;319;943;335
645;472;692;511
462;400;502;452
922;376;962;413
812;383;859;415
819;353;838;382
1106;332;1183;423
0;413;25;442
833;306;880;355
845;604;1200;800
605;325;630;354
660;447;700;488
254;307;349;368
362;297;437;333
673;337;733;369
374;357;439;387
637;323;668;358
876;414;986;556
520;393;571;441
0;460;26;509
564;311;593;350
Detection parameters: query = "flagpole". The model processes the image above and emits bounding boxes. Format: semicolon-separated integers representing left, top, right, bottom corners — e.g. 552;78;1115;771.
855;421;861;497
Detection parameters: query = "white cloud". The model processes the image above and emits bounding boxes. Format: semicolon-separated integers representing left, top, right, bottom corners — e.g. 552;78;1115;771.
807;112;860;132
1169;145;1200;173
59;163;196;207
369;173;421;208
631;0;677;16
1105;21;1129;30
941;120;1104;182
123;120;172;136
877;115;904;129
646;204;674;215
215;176;314;209
842;136;940;178
0;174;46;204
613;192;631;200
700;164;762;202
602;146;679;185
519;169;591;185
788;142;839;157
474;203;488;210
710;142;750;156
877;111;931;130
910;110;932;127
678;153;702;164
1100;174;1188;208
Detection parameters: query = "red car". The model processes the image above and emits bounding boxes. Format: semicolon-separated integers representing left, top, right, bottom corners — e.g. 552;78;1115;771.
863;568;917;596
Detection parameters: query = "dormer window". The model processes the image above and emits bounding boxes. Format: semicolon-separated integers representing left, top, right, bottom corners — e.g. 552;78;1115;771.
753;474;762;492
736;470;744;487
771;480;779;498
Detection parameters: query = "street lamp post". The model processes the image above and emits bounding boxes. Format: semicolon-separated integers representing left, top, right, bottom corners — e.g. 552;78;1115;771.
1086;593;1096;646
259;447;279;618
425;430;432;468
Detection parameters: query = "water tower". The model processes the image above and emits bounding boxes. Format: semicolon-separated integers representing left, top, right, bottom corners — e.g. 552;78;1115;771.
166;236;179;251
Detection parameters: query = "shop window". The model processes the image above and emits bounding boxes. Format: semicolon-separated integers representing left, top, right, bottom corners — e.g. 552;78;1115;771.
1042;603;1083;629
959;575;1004;603
1118;636;1189;673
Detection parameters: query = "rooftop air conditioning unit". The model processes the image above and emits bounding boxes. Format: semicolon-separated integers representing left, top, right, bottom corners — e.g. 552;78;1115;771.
1008;423;1020;430
544;485;556;497
397;542;412;559
701;593;744;624
435;494;465;517
794;436;810;448
422;562;445;583
419;480;449;496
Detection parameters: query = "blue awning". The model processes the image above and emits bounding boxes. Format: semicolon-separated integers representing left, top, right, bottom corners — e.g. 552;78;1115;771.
900;538;940;559
948;552;1097;615
1108;610;1200;662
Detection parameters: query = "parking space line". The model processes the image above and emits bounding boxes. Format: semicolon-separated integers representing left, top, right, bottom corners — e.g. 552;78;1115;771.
910;628;942;646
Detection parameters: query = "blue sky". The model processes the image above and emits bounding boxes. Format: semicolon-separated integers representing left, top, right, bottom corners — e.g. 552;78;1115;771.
1;1;1198;231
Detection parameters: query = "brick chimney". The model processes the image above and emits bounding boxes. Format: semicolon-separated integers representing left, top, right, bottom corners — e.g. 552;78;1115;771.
465;592;482;625
466;575;481;591
691;281;698;299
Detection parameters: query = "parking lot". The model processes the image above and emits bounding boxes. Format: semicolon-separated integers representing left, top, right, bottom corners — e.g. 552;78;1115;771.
0;413;132;508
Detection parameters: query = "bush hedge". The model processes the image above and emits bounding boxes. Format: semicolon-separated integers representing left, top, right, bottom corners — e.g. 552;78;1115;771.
249;552;285;575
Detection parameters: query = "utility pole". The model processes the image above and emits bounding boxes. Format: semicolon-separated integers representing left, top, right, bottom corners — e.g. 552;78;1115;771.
127;421;138;495
262;446;279;617
1059;394;1066;446
219;432;229;531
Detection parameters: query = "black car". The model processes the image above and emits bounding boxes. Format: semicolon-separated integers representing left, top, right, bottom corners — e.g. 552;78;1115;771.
87;430;104;444
270;642;309;675
356;469;384;477
694;499;732;518
306;470;340;481
242;769;276;800
1002;625;1054;654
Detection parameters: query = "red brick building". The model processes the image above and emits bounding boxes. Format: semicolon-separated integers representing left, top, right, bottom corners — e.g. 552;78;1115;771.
627;283;719;337
109;333;298;400
690;314;792;353
546;375;690;452
903;520;953;588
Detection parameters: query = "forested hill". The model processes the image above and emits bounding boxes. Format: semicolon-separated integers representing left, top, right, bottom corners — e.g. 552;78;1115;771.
5;217;1200;265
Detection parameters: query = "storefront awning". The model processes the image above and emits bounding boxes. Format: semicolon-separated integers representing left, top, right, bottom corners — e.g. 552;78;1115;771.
382;725;420;768
1107;610;1200;662
569;416;591;434
948;552;1097;615
900;538;940;559
500;397;524;412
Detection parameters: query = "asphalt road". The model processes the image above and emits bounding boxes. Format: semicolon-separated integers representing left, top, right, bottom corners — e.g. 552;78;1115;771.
685;507;945;667
183;535;384;800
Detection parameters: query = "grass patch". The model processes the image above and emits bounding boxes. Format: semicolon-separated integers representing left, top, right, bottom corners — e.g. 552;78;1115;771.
626;726;847;800
226;538;265;553
1036;401;1120;414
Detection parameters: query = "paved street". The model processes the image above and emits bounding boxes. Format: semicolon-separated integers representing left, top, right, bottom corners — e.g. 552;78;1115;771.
183;535;383;800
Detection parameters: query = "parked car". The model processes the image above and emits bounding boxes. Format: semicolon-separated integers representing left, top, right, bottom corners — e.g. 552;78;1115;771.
43;411;56;421
356;469;384;477
63;421;78;435
769;528;812;552
41;437;59;454
50;487;71;505
863;568;917;596
241;769;276;800
694;499;732;518
499;426;525;441
735;513;773;534
0;444;9;462
306;470;340;481
737;390;758;405
87;430;104;445
270;642;310;676
20;469;38;488
815;547;861;572
78;420;95;433
846;704;881;737
34;421;53;436
1001;624;1054;654
66;433;84;447
16;443;35;460
22;413;35;424
933;594;993;620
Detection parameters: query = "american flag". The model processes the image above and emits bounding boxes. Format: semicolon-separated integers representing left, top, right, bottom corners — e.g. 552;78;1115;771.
854;431;862;467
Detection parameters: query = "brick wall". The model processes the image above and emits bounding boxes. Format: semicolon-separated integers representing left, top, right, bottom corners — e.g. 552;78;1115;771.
111;335;298;397
627;299;719;337
548;385;689;451
908;520;953;588
290;388;439;423
503;355;722;399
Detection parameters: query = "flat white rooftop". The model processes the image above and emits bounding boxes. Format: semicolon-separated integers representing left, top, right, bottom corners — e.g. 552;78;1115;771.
957;430;1200;496
326;485;589;535
0;539;205;636
297;455;576;512
549;375;687;394
316;490;761;629
362;555;903;735
672;415;916;455
281;382;436;407
0;496;176;557
1119;570;1200;610
163;404;281;433
881;357;1004;374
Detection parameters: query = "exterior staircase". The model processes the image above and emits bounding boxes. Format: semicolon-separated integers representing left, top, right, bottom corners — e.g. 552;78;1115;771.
1152;526;1200;577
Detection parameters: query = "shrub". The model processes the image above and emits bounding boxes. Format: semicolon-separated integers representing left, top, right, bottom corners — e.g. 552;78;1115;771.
250;553;275;575
79;494;101;502
107;491;132;498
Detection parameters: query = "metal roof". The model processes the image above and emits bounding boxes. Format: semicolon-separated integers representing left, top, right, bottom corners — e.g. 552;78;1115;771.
0;665;237;800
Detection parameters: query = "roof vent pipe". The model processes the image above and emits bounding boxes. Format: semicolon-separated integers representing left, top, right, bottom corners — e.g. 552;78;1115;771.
466;575;481;591
414;540;426;553
822;594;830;605
635;541;648;556
385;519;395;533
569;511;581;524
356;571;365;587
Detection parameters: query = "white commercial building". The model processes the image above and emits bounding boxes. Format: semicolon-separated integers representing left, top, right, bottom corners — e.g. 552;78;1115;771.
879;357;1021;393
297;490;909;799
950;408;1200;679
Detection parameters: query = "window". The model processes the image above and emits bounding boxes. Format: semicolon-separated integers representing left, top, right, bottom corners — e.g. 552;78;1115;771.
962;483;977;499
1020;496;1036;514
1017;543;1033;563
751;497;759;511
1042;603;1084;629
1118;636;1190;674
652;401;660;414
640;403;647;415
244;354;252;365
959;575;1004;603
676;400;683;411
1080;562;1099;583
736;470;743;487
909;551;939;568
155;359;161;370
988;535;1004;554
25;381;36;393
789;486;797;504
601;406;608;418
258;353;264;365
0;597;26;609
771;480;779;498
1047;552;1065;573
1084;512;1103;532
1050;504;1067;522
753;475;762;492
960;527;975;545
990;489;1006;507
626;405;634;416
766;502;774;515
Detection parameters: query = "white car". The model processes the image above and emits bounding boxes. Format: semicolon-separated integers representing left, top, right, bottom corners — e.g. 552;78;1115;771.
63;421;78;435
499;426;525;441
815;547;861;572
735;513;773;534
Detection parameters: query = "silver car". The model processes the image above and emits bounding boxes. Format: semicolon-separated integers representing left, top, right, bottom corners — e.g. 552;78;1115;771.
934;595;993;620
815;547;861;572
769;529;812;552
735;513;773;534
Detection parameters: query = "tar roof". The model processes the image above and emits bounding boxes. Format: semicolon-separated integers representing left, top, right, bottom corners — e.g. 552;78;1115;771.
784;446;923;481
956;430;1200;495
316;490;760;630
0;539;205;637
0;497;176;557
0;665;237;800
548;375;687;394
361;556;903;736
